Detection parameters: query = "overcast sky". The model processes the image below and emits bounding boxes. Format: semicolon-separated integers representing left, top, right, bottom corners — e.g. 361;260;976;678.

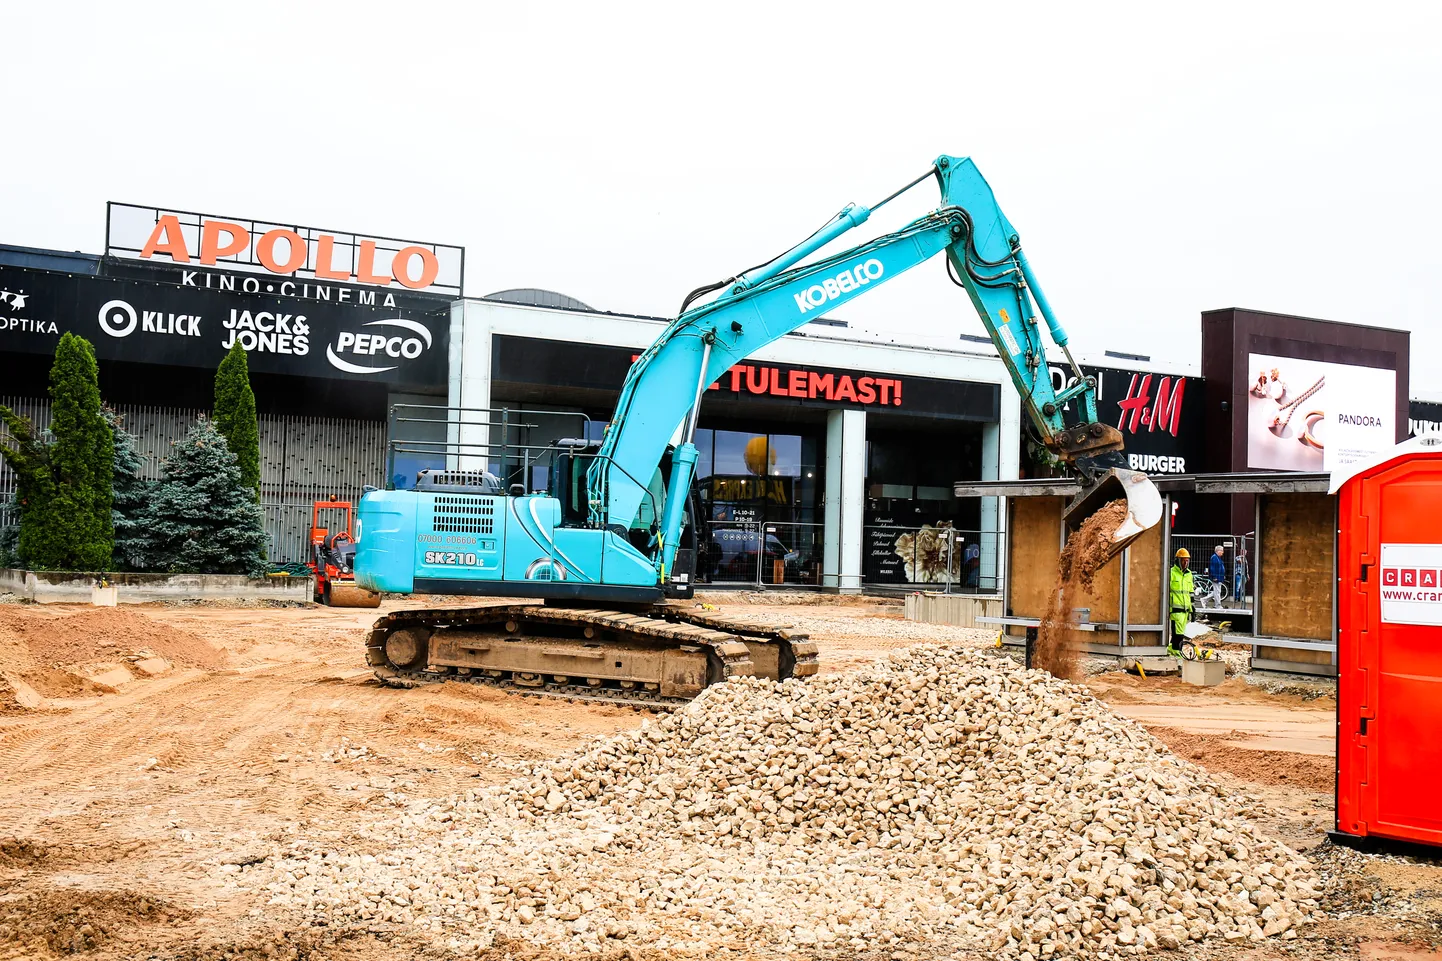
6;2;1440;388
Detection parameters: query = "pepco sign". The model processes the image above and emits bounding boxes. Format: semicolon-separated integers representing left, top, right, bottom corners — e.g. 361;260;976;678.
105;202;464;298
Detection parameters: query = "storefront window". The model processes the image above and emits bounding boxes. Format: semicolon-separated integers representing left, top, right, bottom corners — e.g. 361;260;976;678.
713;430;766;475
690;428;825;585
694;428;713;483
768;435;801;477
864;425;982;586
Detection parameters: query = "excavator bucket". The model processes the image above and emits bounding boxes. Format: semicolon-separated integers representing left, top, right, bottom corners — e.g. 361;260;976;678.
1063;468;1164;560
326;582;382;609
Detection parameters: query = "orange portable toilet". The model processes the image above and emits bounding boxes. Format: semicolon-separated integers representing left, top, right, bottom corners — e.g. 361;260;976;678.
1335;440;1442;848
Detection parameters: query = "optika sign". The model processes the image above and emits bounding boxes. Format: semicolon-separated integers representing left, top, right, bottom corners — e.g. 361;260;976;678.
0;287;56;335
793;259;884;313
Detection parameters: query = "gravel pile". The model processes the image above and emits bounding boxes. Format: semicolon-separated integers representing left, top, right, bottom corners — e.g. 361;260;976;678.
249;646;1319;957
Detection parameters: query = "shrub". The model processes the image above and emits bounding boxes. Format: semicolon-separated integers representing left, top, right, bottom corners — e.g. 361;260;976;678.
141;418;268;576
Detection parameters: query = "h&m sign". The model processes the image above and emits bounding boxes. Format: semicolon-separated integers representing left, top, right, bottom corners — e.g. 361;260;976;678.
1047;362;1203;473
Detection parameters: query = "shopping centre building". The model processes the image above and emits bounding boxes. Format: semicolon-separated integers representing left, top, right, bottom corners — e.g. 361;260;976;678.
0;201;1429;591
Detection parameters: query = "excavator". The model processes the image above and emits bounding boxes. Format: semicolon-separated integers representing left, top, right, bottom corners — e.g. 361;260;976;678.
352;155;1163;705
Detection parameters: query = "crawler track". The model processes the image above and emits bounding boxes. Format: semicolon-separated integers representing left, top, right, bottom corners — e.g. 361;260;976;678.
365;602;818;708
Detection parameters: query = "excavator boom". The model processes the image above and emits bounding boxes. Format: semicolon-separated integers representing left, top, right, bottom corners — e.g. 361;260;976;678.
590;156;1160;566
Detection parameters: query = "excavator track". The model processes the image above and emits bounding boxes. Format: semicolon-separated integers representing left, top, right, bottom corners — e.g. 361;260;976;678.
365;602;817;708
659;604;820;681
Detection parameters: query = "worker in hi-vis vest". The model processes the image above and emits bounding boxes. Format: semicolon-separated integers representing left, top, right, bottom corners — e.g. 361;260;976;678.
1169;548;1194;649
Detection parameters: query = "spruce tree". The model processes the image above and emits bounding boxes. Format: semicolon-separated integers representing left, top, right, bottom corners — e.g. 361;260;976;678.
106;409;155;571
0;407;53;568
144;418;267;576
30;335;114;570
213;342;261;499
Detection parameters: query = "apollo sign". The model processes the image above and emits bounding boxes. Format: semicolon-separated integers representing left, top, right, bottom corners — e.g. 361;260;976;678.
105;202;464;302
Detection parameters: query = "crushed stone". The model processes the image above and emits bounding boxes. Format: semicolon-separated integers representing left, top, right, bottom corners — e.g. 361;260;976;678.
248;645;1320;958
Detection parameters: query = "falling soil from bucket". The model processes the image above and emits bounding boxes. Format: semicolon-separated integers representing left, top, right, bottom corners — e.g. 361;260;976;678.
1033;499;1128;679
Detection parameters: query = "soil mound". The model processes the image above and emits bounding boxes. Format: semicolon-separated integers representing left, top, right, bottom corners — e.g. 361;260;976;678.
1148;726;1335;791
0;606;227;670
1034;499;1128;679
0;888;185;957
0;607;227;709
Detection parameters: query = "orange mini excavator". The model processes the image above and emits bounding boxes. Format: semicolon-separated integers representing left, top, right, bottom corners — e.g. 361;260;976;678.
309;500;382;608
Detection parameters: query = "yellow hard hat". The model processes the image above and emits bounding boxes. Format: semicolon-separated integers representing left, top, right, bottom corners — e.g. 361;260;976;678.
1174;548;1190;559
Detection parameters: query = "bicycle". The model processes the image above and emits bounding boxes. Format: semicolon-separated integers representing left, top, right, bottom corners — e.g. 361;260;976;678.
1191;573;1231;606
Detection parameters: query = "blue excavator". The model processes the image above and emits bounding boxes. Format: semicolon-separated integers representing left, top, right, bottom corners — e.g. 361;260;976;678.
353;155;1163;704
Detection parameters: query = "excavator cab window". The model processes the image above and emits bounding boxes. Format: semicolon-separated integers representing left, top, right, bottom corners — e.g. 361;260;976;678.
553;451;595;528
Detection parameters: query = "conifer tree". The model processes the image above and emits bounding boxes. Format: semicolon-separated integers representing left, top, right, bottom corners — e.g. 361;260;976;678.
0;407;52;568
30;335;114;570
106;409;155;571
213;342;261;499
143;418;267;576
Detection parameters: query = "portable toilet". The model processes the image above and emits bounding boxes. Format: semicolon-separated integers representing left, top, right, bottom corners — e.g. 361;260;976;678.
1334;437;1442;847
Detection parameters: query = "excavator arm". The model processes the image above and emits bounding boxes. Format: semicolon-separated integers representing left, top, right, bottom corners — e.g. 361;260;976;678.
350;155;1164;702
591;155;1161;578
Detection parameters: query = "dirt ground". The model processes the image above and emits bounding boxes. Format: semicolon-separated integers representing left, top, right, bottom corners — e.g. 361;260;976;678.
1;596;1438;960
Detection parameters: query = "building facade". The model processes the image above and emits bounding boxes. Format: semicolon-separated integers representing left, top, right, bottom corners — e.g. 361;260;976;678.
442;298;1022;591
0;204;460;561
3;202;1432;590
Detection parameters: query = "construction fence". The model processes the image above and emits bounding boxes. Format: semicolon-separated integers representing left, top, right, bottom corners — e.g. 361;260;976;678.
1169;531;1254;612
0;396;386;564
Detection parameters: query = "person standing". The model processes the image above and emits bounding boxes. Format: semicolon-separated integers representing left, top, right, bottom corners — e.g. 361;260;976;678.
1169;548;1195;650
1234;547;1249;606
1207;545;1226;607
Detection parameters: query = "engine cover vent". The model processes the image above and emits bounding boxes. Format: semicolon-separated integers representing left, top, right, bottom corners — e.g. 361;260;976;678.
416;469;502;495
432;495;497;535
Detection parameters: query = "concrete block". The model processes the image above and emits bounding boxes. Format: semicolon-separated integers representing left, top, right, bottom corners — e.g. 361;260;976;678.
1182;659;1226;687
0;567;310;604
904;593;1004;628
1125;656;1180;675
5;676;43;709
86;666;134;691
131;656;172;677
